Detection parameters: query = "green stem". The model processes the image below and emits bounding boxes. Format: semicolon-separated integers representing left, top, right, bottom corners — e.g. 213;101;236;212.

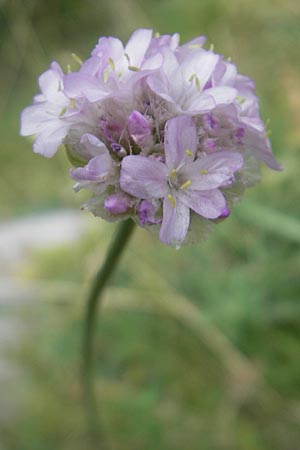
81;218;135;446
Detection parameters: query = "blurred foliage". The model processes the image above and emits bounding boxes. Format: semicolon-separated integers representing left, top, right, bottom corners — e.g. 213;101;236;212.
0;0;300;449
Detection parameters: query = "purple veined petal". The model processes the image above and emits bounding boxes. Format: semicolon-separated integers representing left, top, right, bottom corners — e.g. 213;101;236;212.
181;51;220;90
176;36;206;60
146;73;175;104
38;63;65;103
63;73;109;101
187;92;216;113
92;36;124;61
120;155;168;199
185;151;243;191
146;33;179;58
218;61;238;87
243;130;282;170
159;195;190;247
80;134;109;157
141;52;163;70
80;56;104;76
180;188;226;219
33;124;69;158
20;104;50;136
201;86;238;106
124;28;153;68
70;153;113;182
164;115;198;169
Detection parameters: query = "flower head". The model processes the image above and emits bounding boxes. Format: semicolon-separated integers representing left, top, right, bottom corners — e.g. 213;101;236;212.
20;29;281;247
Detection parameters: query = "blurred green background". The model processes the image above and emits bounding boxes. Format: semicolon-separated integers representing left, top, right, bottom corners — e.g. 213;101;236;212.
0;0;300;449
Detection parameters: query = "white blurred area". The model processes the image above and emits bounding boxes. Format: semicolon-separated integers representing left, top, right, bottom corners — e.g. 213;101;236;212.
0;210;90;272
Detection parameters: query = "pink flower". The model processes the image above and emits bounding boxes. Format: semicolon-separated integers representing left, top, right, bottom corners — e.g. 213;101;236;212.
120;116;243;246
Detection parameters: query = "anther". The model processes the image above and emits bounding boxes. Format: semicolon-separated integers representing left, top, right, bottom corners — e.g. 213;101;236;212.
180;180;192;190
185;149;193;157
200;169;208;175
108;58;115;70
168;194;176;208
71;53;83;65
59;107;67;116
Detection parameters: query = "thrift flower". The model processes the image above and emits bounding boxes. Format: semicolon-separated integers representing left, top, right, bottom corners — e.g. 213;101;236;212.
120;115;243;246
20;29;281;247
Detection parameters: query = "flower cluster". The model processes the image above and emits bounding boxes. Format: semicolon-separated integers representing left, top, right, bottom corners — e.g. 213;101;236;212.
20;29;280;247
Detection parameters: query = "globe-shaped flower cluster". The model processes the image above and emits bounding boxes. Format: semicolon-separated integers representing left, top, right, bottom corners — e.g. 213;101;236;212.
20;29;280;247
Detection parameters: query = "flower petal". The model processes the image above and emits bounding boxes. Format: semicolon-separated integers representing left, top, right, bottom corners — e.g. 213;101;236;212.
120;155;168;199
186;151;244;190
164;115;198;169
160;196;190;246
80;134;108;157
180;188;226;219
70;153;113;182
64;73;108;102
33;124;69;158
182;51;220;89
125;29;153;68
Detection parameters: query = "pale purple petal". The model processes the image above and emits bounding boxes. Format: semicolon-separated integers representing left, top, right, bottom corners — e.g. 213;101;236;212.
70;153;113;182
180;189;226;219
120;155;168;199
33;124;69;158
80;134;108;157
164;115;198;168
125;29;152;68
185;151;244;190
63;73;109;101
182;51;220;89
20;104;51;136
160;196;190;246
201;86;237;105
92;36;124;61
38;64;65;103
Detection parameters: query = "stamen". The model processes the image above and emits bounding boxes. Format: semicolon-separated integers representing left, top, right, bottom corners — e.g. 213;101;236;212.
59;107;67;116
200;169;208;175
71;53;83;65
70;98;75;109
155;31;160;38
103;68;110;83
189;43;202;49
108;58;115;70
209;43;214;51
185;149;193;157
170;169;177;178
189;74;200;90
124;53;130;64
236;95;246;104
67;64;72;74
128;66;141;72
180;180;192;190
116;71;122;78
168;194;176;208
195;76;201;91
